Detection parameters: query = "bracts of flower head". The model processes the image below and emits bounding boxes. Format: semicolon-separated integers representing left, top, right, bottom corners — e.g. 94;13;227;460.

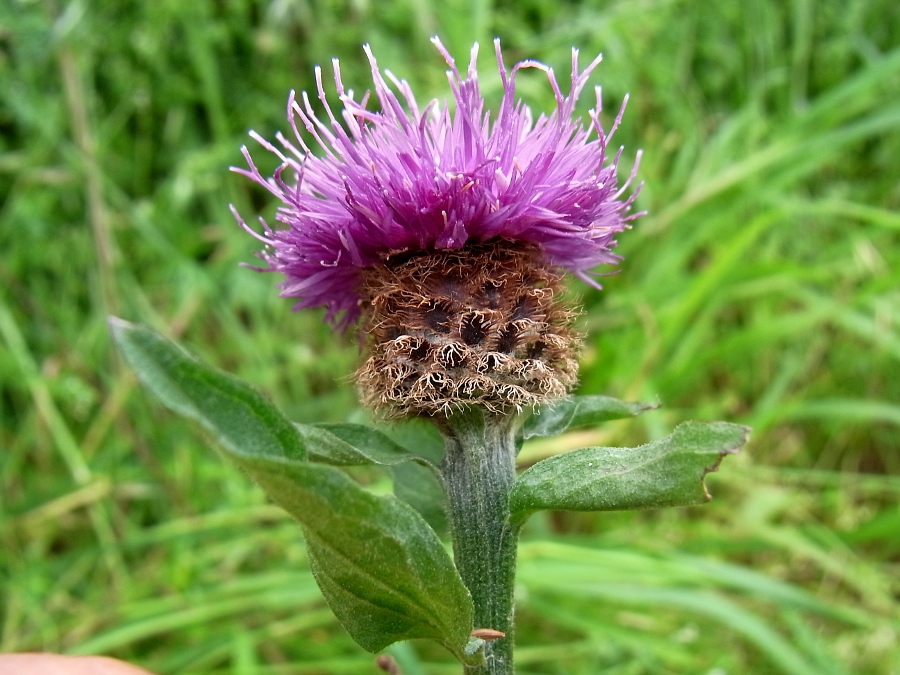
231;37;643;418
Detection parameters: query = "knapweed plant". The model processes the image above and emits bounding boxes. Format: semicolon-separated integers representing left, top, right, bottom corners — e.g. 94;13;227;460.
111;38;749;675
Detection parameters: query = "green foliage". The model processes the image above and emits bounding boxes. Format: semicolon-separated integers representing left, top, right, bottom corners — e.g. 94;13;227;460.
521;395;658;441
110;320;475;660
249;460;472;659
109;319;307;461
511;422;748;523
306;423;434;466
111;319;748;667
390;461;451;537
2;0;898;673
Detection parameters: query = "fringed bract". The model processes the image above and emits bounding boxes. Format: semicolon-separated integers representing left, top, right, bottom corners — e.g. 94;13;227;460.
357;241;580;417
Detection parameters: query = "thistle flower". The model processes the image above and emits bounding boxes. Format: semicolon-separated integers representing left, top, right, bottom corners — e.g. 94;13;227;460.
233;38;643;417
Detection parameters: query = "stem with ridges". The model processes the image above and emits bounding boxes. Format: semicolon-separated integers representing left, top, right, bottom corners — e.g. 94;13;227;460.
438;409;520;675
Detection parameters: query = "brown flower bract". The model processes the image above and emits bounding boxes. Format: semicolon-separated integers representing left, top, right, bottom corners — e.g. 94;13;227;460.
357;241;580;417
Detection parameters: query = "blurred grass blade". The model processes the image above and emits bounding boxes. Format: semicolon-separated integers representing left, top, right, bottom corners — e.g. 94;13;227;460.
70;576;324;655
529;583;825;675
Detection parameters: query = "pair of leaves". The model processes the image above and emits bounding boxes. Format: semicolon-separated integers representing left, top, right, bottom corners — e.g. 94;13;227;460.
109;319;473;661
112;320;749;661
376;395;727;537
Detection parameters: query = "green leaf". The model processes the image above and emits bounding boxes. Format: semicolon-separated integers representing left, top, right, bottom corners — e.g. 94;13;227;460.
303;423;450;536
383;418;447;465
304;423;427;465
510;421;749;524
110;319;474;659
391;461;449;537
521;395;658;441
109;317;305;460
239;454;472;658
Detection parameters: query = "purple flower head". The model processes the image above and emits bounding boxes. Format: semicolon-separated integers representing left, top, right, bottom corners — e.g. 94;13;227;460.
232;38;643;328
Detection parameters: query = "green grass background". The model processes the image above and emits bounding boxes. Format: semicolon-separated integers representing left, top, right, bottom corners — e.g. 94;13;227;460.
2;0;898;673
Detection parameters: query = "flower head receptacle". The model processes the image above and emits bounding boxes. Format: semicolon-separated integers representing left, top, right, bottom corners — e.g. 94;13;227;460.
357;241;579;417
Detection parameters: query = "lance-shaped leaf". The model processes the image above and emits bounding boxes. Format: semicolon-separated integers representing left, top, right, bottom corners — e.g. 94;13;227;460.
510;421;749;525
303;423;450;535
521;395;658;441
384;418;446;465
391;461;450;537
109;317;305;460
110;319;474;660
381;419;451;534
304;423;426;466
239;454;472;658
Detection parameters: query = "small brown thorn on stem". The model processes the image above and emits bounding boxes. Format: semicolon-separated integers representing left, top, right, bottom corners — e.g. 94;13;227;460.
375;654;402;674
471;628;506;640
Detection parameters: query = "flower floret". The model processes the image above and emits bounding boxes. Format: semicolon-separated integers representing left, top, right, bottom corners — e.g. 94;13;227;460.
232;38;643;327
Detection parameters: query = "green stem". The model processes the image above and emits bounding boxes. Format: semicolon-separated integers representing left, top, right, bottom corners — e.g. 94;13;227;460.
439;409;520;675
